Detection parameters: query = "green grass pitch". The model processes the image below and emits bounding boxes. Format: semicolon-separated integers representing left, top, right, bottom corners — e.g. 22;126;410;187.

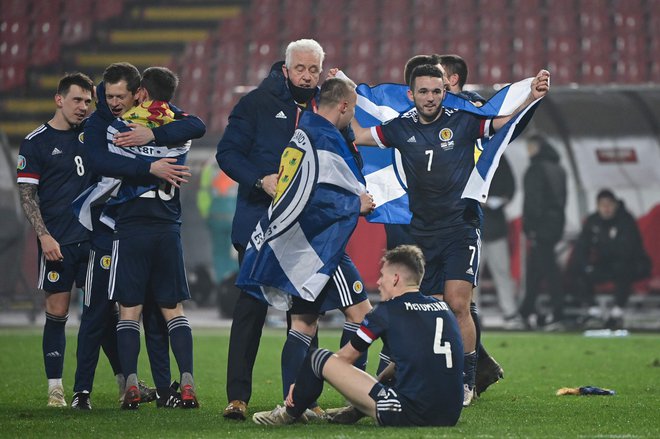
0;328;659;438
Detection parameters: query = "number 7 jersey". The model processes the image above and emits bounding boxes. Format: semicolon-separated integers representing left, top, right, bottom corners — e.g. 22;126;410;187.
17;123;90;245
355;292;464;420
371;107;490;234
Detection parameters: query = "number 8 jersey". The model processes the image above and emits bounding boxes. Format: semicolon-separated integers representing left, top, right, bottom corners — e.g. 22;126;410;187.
17;123;90;245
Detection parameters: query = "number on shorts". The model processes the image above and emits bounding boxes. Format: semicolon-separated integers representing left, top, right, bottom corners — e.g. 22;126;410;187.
468;245;476;266
433;317;453;368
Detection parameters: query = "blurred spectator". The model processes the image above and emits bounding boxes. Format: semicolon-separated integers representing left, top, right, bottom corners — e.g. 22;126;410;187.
480;156;521;328
570;189;651;329
197;158;238;283
519;135;567;330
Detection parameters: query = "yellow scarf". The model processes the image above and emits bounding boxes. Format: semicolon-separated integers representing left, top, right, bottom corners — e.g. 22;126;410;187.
123;100;175;128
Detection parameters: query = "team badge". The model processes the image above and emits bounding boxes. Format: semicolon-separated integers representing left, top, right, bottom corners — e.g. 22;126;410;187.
100;255;112;270
352;280;363;294
17;155;26;170
78;132;84;143
47;271;60;283
273;146;304;205
439;128;453;141
439;128;455;151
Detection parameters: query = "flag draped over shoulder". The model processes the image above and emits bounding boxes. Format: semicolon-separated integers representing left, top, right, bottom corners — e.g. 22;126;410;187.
236;111;366;310
73;103;189;231
354;76;542;224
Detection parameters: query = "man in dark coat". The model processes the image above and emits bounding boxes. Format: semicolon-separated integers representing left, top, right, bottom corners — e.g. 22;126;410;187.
520;135;567;329
571;189;650;329
216;39;326;420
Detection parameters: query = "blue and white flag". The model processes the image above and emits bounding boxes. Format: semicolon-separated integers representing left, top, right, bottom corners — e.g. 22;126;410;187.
237;112;365;310
353;75;541;224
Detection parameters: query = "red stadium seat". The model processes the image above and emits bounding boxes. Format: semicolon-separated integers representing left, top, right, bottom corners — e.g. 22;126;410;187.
61;0;93;44
281;0;314;42
319;37;347;68
249;0;280;39
93;0;124;20
0;63;27;91
314;1;346;37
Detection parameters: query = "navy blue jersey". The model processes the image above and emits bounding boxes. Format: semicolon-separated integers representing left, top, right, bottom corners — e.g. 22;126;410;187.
373;108;490;234
114;182;182;234
17;123;90;245
82;82;205;248
353;292;464;421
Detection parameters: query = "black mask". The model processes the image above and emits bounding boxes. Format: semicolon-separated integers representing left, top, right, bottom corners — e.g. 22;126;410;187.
287;76;316;104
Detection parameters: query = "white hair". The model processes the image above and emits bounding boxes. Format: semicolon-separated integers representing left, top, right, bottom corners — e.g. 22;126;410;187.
284;39;325;69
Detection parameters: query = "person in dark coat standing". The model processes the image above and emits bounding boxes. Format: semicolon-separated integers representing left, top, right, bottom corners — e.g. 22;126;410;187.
216;39;326;420
570;189;651;329
520;135;567;329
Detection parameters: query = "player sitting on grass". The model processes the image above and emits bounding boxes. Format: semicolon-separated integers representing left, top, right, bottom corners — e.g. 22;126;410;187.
253;245;465;427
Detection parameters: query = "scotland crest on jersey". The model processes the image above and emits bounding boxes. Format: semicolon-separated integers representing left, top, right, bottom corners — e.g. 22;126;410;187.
237;112;365;310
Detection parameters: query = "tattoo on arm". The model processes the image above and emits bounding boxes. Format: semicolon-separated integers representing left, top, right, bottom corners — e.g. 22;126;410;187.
18;183;49;237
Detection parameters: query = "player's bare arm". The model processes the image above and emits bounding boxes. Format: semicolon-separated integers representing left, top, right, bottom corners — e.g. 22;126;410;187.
149;158;191;188
18;183;63;261
351;121;378;146
492;69;550;132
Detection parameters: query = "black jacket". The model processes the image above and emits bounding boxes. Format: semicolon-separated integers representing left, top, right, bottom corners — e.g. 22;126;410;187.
522;142;567;243
572;201;651;280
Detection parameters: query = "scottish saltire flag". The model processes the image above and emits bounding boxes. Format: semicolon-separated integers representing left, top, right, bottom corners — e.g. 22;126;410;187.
73;113;189;231
354;82;413;223
353;76;540;223
237;112;365;310
462;98;541;201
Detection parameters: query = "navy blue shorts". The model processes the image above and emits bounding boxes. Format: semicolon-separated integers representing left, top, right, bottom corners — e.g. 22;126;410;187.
38;241;90;294
413;227;481;295
290;254;368;315
109;230;190;306
369;382;461;427
82;245;113;307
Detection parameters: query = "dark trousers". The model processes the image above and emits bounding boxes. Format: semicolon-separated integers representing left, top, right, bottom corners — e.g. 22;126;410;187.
577;263;633;309
520;237;564;320
226;245;269;403
74;288;121;393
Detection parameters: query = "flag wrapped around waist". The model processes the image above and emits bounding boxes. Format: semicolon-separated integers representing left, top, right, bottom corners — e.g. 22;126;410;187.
354;77;540;224
237;112;365;310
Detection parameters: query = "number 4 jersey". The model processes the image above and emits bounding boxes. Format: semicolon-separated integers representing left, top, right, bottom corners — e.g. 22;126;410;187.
352;291;464;423
17;123;90;245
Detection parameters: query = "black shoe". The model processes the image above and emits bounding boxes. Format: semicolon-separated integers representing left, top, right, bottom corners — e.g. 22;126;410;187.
71;392;92;410
156;382;182;408
138;380;157;403
475;354;504;396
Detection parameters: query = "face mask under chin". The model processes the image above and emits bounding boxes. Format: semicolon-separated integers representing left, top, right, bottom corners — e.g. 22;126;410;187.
287;77;316;103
